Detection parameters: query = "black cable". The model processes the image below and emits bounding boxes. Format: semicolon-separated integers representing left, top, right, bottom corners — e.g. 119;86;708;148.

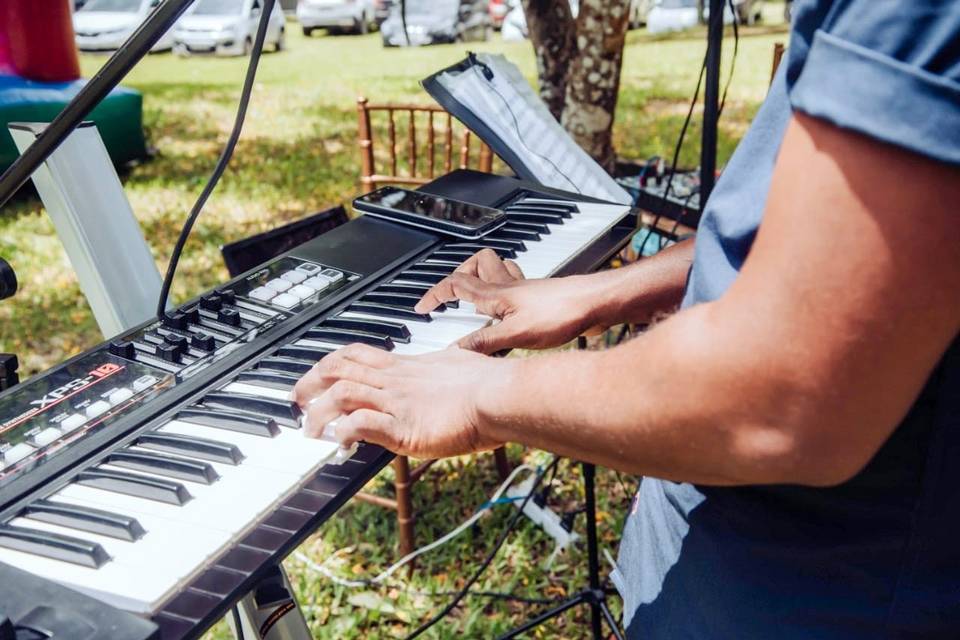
469;62;583;195
232;606;245;640
635;53;707;257
404;456;561;640
154;0;276;319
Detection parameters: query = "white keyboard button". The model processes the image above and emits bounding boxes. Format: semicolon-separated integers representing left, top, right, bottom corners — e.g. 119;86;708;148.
265;278;292;292
281;271;308;284
32;428;62;447
288;284;315;300
248;286;276;302
132;375;159;393
303;276;330;293
319;268;343;284
85;401;111;419
3;443;35;465
271;293;300;309
108;388;134;406
60;414;87;433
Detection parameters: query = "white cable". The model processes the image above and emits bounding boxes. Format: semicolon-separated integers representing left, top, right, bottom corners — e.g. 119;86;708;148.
293;463;537;589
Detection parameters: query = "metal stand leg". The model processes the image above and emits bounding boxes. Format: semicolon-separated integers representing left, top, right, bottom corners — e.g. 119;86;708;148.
497;337;625;640
228;565;312;640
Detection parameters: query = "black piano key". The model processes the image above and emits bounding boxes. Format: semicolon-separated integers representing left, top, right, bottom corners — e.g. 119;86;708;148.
428;249;476;262
408;262;458;275
137;432;244;466
256;356;314;376
504;210;565;225
505;204;574;217
360;291;425;312
348;302;432;323
394;270;450;285
302;327;395;350
453;238;525;252
201;392;302;429
442;243;517;259
177;407;280;438
503;220;550;235
236;369;300;392
0;524;110;569
106;450;219;485
277;345;332;363
324;315;412;342
24;500;145;542
492;226;541;242
77;468;192;506
373;282;459;309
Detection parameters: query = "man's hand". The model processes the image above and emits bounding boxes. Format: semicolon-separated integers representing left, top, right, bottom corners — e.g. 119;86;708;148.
415;247;601;354
291;344;506;458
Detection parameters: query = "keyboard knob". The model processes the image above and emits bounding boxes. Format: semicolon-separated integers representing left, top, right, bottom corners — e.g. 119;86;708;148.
191;333;216;352
162;313;187;330
164;333;187;347
219;289;237;305
156;343;183;363
218;308;241;326
200;294;223;311
108;341;136;359
183;306;201;324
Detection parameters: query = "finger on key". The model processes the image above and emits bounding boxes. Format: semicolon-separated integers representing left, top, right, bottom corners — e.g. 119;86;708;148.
301;381;387;438
292;347;389;405
414;273;499;315
332;409;401;451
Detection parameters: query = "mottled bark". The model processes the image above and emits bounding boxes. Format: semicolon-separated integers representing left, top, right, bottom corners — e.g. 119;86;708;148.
522;0;576;121
522;0;630;172
562;0;630;171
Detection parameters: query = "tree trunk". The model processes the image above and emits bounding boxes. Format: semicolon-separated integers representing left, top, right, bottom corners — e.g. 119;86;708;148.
522;0;630;172
521;0;576;122
561;0;630;172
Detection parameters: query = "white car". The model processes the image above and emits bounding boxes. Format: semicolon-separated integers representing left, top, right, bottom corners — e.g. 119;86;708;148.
74;0;175;52
173;0;286;56
297;0;375;36
647;0;699;34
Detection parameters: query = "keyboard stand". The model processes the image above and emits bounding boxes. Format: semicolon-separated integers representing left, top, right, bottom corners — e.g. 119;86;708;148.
498;338;626;640
228;565;312;640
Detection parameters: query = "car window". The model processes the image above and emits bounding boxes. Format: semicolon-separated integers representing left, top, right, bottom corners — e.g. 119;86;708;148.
81;0;142;12
191;0;246;15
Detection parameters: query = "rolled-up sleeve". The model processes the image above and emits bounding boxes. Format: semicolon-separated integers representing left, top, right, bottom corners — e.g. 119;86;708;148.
786;1;960;166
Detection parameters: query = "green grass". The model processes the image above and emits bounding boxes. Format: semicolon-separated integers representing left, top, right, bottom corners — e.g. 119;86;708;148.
0;8;788;638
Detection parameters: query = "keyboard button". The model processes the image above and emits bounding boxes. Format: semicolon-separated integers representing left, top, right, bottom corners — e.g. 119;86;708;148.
319;268;344;284
248;287;276;302
4;443;35;465
288;284;316;300
303;276;331;293
265;279;292;293
281;270;308;284
0;524;109;569
85;400;111;419
32;428;62;447
108;388;134;406
60;414;87;433
271;293;300;309
296;262;323;275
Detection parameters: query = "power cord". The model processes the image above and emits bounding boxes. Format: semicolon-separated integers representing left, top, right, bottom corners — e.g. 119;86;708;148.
403;455;561;640
154;0;276;319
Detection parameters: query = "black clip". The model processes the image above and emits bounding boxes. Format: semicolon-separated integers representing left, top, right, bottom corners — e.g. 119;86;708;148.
467;51;494;80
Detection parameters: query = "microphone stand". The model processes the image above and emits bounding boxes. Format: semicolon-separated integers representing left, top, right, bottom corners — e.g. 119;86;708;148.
0;0;197;209
0;257;18;390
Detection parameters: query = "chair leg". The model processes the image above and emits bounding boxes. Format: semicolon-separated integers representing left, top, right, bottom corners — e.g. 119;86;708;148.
493;446;511;481
393;455;415;558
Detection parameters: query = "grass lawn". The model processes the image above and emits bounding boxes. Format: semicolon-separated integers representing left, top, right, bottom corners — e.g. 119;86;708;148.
0;6;788;638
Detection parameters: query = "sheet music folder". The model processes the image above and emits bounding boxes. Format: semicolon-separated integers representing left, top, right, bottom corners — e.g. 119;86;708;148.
421;53;632;206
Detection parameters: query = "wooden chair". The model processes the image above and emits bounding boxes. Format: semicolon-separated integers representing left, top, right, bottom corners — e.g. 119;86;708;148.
354;97;508;559
356;97;494;191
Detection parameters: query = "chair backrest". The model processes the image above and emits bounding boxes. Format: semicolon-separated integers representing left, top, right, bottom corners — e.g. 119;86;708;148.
771;42;786;87
356;97;494;191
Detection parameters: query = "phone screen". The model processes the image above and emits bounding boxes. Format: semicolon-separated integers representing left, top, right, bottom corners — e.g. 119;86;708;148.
360;188;503;229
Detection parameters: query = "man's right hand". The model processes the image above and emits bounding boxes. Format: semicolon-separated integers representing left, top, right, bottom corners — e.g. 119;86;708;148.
415;249;599;354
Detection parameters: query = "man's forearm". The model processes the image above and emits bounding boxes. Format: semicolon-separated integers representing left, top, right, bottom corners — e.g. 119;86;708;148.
579;237;694;328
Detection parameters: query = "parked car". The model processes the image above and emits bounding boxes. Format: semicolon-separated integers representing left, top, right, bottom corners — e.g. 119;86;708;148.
73;0;175;52
381;0;490;46
373;0;393;25
297;0;376;36
628;0;653;28
646;0;698;34
173;0;285;56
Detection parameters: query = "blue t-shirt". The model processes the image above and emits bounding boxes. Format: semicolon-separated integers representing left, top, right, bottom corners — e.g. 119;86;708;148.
613;1;960;637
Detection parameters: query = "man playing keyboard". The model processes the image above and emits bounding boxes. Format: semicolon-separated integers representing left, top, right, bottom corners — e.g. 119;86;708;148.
293;0;960;636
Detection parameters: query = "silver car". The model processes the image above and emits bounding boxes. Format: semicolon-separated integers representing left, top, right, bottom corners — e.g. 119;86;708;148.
173;0;286;56
297;0;376;36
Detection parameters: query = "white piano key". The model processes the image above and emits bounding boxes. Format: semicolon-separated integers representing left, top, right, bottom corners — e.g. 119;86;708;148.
222;381;292;401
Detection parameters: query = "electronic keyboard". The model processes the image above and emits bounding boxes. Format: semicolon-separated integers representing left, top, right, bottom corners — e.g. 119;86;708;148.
0;170;636;639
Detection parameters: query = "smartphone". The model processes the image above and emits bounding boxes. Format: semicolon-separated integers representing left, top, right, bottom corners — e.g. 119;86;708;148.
353;187;506;239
